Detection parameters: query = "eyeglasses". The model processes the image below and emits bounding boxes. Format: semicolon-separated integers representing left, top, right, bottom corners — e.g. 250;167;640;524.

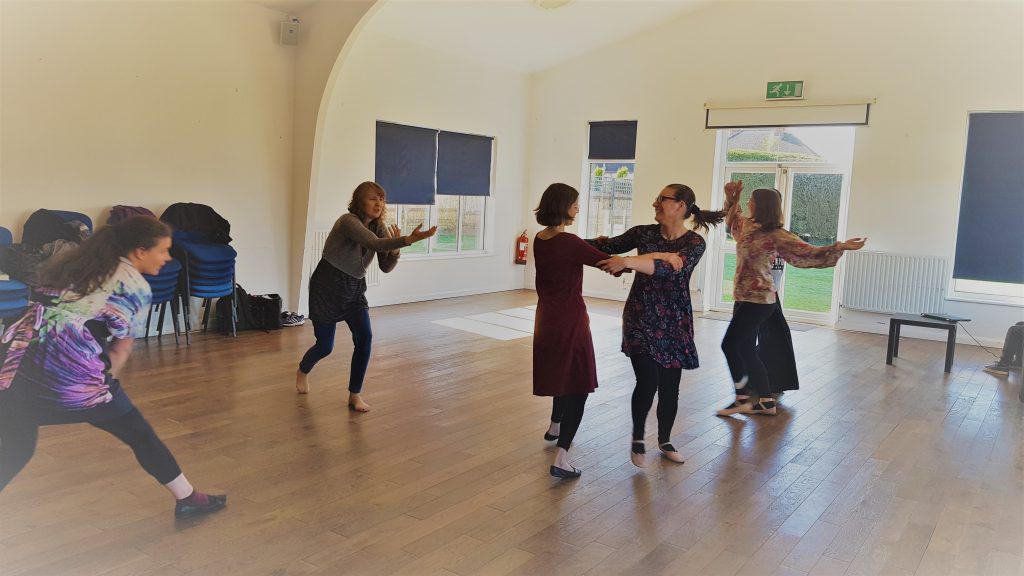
655;195;682;204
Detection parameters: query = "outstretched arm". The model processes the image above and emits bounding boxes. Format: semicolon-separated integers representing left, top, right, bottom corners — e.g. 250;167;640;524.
598;252;683;276
773;230;866;268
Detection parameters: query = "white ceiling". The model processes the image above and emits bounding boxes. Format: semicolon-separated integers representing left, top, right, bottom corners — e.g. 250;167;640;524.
249;0;318;16
366;0;708;73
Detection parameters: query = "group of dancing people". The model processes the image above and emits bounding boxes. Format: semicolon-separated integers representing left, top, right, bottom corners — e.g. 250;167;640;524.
0;178;865;518
530;179;865;478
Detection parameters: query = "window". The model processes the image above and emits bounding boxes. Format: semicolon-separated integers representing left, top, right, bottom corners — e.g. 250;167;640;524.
385;196;485;256
586;162;634;238
950;112;1024;304
375;123;492;256
711;126;855;322
585;121;637;238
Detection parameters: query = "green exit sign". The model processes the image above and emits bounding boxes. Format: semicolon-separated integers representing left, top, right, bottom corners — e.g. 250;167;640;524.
766;81;804;100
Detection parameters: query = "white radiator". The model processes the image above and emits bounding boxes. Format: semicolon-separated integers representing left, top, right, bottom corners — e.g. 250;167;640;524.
308;229;380;287
842;251;948;314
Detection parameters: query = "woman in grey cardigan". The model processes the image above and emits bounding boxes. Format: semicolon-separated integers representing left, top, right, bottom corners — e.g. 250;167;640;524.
295;181;436;411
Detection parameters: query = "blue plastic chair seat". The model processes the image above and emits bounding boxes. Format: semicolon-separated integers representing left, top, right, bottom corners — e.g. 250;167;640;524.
190;278;233;291
0;299;28;317
189;268;233;280
0;280;30;296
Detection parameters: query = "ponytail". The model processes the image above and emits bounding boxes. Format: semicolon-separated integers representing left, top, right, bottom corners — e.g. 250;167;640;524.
688;205;726;233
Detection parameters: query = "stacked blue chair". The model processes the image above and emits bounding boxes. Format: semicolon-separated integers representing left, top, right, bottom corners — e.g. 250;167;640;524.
0;227;30;323
172;230;237;340
141;257;184;345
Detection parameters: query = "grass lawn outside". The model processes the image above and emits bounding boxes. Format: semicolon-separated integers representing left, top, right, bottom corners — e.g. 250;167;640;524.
721;253;834;313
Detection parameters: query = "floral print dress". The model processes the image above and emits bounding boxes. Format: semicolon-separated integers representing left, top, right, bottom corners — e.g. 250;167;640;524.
589;225;706;370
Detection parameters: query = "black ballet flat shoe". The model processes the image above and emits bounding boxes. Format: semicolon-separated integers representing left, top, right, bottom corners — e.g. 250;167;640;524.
549;465;582;479
543;432;559;441
174;494;227;520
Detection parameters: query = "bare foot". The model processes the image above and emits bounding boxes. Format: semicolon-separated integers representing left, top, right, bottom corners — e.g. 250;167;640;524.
295;370;308;394
348;393;371;412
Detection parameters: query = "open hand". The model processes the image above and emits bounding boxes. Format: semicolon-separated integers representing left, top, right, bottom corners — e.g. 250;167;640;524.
837;237;867;251
387;223;401;238
406;223;438;245
597;256;629;274
659;253;684;271
724;180;743;202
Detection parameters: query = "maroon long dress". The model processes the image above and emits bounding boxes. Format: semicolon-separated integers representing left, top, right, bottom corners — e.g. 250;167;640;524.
532;232;612;397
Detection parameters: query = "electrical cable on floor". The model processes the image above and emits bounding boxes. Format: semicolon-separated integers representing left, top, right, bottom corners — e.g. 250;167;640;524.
957;322;1001;359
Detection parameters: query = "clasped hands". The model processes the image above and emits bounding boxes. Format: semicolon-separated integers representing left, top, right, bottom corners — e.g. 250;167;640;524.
596;252;684;275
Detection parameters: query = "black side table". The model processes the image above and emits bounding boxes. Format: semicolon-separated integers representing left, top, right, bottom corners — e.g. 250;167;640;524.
886;313;968;373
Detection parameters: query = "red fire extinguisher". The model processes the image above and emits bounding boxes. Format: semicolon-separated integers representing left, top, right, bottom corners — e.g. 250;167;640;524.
514;230;529;265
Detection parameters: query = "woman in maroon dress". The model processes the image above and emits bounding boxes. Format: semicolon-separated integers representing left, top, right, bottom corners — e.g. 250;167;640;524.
533;183;610;479
533;184;679;478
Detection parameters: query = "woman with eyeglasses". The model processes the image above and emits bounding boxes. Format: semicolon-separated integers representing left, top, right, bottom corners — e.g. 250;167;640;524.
717;181;865;416
590;184;725;468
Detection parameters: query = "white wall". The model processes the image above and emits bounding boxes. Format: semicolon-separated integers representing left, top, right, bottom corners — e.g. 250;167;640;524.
305;29;529;310
289;0;375;313
1;0;295;299
526;0;1024;344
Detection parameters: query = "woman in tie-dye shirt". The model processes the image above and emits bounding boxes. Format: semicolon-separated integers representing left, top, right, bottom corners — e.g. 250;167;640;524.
0;216;226;519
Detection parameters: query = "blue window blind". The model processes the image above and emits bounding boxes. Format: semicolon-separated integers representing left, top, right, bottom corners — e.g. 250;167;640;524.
437;131;493;196
589;121;637;160
953;112;1024;284
375;122;438;205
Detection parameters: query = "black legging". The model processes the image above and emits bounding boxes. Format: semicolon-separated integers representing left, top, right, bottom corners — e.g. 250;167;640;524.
721;301;777;399
0;406;182;491
550;394;587;451
629;355;682;444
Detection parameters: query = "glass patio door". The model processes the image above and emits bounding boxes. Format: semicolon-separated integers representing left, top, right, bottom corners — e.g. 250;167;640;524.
708;126;853;324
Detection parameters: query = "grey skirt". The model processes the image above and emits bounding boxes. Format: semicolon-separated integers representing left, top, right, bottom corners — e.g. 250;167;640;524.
307;260;368;323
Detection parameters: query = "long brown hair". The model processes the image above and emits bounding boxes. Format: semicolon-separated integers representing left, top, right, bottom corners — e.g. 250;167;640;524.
664;183;726;233
534;183;579;226
39;216;172;295
347;181;389;231
750;187;784;230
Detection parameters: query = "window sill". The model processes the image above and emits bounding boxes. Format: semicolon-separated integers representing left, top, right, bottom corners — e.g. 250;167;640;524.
946;294;1024;309
399;250;494;263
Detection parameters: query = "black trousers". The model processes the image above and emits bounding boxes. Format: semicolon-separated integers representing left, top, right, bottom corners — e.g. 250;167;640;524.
629;355;682;444
722;301;777;399
549;394;588;451
0;388;182;491
756;297;799;393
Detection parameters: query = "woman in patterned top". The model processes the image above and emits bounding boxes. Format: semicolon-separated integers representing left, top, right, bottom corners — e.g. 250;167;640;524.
0;216;226;519
717;182;865;416
590;184;725;468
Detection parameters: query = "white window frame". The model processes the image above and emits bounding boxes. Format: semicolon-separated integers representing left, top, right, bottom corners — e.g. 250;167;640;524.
386;196;490;260
582;159;636;239
946;111;1024;308
706;127;854;325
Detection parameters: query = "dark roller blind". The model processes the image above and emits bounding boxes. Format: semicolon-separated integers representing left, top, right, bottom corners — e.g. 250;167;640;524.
374;122;437;205
588;121;637;160
437;131;493;196
952;112;1024;284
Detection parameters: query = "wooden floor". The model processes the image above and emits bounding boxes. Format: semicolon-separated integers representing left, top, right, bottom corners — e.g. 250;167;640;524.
1;290;1022;576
